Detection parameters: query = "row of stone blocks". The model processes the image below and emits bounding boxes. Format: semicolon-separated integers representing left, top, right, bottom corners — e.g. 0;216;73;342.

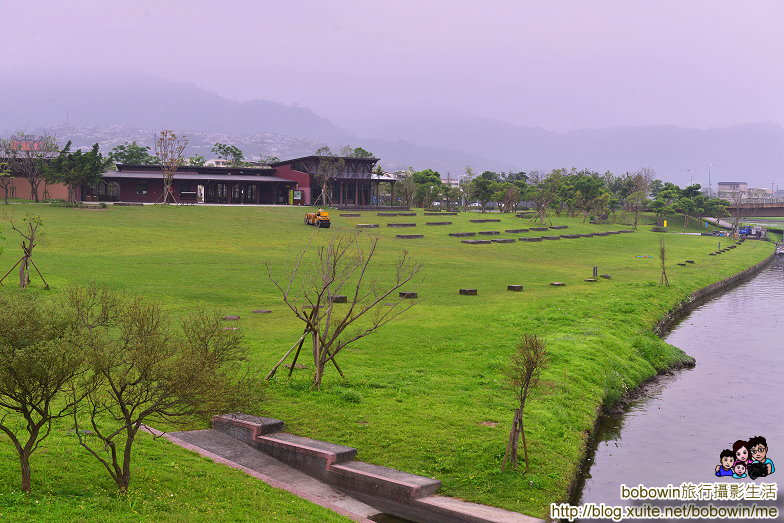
424;212;457;215
212;413;442;506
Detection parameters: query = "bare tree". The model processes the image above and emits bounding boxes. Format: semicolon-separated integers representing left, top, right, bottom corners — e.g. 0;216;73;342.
0;213;49;289
0;133;59;203
0;293;86;492
502;335;548;473
312;146;345;207
266;233;421;390
659;238;670;287
155;130;188;204
68;286;260;493
627;168;653;230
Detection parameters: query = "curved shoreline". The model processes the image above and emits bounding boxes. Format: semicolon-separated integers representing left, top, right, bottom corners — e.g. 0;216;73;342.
567;247;776;504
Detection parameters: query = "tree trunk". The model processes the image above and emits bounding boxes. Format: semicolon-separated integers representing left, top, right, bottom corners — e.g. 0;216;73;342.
520;409;529;473
19;257;28;288
20;451;31;492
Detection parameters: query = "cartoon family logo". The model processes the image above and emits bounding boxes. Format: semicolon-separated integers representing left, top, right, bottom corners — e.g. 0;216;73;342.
715;436;775;480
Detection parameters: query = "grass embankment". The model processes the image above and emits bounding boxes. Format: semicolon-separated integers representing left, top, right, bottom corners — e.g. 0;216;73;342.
0;205;772;520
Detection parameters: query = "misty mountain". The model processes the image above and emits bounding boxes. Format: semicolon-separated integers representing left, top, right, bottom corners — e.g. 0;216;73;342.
354;113;784;187
3;73;783;187
1;73;509;174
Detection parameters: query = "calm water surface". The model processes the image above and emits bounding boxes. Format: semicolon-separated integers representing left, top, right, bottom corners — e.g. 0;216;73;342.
575;257;783;520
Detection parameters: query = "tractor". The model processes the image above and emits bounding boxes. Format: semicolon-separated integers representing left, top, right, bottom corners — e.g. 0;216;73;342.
304;209;331;228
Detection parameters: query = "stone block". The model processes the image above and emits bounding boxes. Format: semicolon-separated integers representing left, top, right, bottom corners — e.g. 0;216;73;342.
356;224;379;228
396;234;424;239
478;231;500;235
340;213;361;217
507;285;523;291
550;282;565;286
459;289;477;295
399;292;418;299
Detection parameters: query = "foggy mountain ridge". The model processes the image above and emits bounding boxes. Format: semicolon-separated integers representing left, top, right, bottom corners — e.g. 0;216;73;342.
2;73;783;186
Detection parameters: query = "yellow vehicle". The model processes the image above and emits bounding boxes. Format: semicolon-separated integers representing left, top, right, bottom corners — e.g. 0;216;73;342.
304;209;331;228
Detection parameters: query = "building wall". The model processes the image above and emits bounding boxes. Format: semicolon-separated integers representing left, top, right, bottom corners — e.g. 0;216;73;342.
274;165;311;204
8;177;69;201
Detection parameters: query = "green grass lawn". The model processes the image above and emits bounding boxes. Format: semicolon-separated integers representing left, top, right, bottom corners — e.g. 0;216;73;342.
0;205;772;520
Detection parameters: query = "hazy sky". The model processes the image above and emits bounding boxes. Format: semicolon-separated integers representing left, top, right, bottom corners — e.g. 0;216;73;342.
5;0;784;131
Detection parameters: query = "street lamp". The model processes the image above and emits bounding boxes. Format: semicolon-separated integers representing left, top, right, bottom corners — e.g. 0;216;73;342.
686;169;693;186
707;163;717;197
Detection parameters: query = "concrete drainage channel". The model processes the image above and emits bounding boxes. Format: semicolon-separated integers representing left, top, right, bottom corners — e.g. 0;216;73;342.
163;413;540;523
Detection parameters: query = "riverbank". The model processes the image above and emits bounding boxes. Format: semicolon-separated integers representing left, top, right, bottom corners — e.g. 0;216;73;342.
0;205;773;520
569;248;776;504
575;254;784;511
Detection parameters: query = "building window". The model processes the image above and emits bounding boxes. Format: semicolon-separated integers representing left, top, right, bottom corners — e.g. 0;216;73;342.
178;181;190;193
136;182;148;195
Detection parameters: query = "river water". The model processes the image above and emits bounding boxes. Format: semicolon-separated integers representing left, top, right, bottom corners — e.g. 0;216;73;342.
574;257;783;521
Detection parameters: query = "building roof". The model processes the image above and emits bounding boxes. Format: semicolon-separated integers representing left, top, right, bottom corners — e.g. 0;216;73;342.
117;163;275;174
717;181;747;185
103;171;295;183
270;155;379;167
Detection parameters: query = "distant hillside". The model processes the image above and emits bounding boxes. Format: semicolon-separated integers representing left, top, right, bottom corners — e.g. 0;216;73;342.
4;72;783;185
1;73;346;142
353;113;784;187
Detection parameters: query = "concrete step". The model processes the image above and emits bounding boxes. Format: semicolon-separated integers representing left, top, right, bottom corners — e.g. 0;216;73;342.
256;432;358;481
330;460;441;502
165;429;378;521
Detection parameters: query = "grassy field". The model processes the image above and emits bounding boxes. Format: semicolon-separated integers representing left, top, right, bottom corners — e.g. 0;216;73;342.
0;205;772;520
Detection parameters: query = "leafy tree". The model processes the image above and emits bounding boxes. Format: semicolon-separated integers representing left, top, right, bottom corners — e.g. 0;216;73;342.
49;142;114;202
68;285;259;493
411;169;442;208
0;160;12;204
108;141;157;165
259;155;280;165
188;154;206;166
211;143;245;166
351;147;374;158
0;292;86;492
470;171;499;212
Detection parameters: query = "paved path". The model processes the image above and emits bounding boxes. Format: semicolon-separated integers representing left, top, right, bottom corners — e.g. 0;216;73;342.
148;427;378;522
704;217;733;229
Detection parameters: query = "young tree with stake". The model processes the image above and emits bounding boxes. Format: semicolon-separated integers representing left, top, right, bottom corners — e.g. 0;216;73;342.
502;334;548;473
266;233;421;390
155;130;188;204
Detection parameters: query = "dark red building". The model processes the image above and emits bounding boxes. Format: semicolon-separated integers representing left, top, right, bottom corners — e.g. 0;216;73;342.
85;155;395;205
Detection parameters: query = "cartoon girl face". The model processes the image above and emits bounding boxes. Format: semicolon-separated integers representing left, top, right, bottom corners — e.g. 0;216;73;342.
733;461;747;475
736;446;749;462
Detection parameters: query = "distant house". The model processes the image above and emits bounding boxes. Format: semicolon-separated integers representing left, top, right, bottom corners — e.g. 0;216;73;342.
5;150;396;205
716;181;772;200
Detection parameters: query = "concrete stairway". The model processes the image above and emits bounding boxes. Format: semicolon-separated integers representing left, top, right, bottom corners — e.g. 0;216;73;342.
211;413;541;523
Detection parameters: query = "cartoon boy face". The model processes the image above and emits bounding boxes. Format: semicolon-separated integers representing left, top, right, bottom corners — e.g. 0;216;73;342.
751;444;767;462
721;455;735;469
733;462;747;475
736;446;749;462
